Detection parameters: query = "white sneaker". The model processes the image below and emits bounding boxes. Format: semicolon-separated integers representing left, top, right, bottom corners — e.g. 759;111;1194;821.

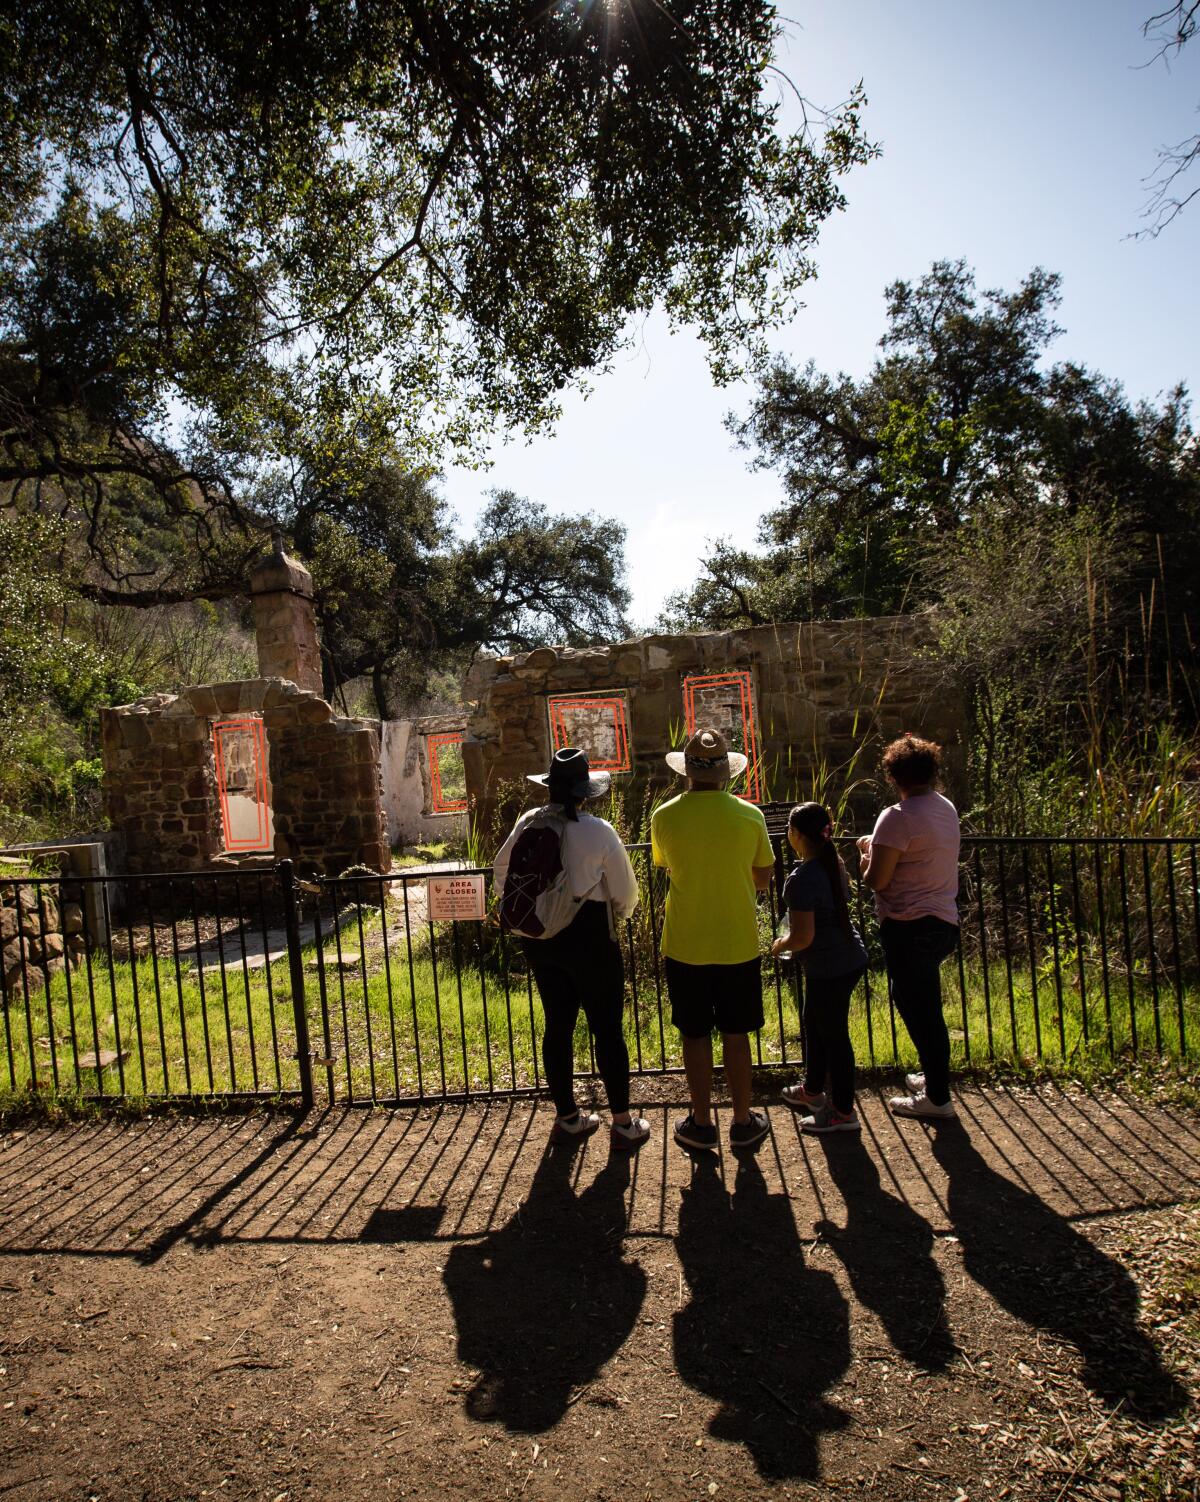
889;1092;956;1120
610;1115;651;1151
905;1072;926;1093
551;1109;601;1143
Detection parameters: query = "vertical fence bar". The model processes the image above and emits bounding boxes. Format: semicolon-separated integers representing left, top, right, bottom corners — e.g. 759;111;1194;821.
1141;844;1163;1055
167;879;193;1093
1117;845;1138;1053
400;877;424;1099
643;855;668;1069
255;874;283;1090
1164;846;1186;1057
35;884;60;1092
1043;846;1067;1060
495;893;519;1090
279;860;314;1109
14;883;38;1091
625;914;645;1074
996;850;1020;1055
1189;844;1200;1059
79;885;105;1098
98;884;126;1096
0;908;16;1089
1068;843;1089;1050
232;875;260;1092
428;911;448;1095
352;885;377;1101
377;877;401;1100
954;922;971;1064
1020;845;1043;1059
475;921;495;1095
188;878;216;1092
1093;844;1115;1056
210;877;237;1091
854;861;876;1066
973;846;995;1060
312;900;336;1104
144;883;170;1094
526;968;541;1088
450;921;471;1096
58;881;82;1094
119;884;147;1095
330;879;355;1100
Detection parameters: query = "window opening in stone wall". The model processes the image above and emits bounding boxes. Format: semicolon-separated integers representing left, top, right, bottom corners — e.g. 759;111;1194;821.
213;716;274;852
547;693;631;774
681;671;762;802
428;733;469;814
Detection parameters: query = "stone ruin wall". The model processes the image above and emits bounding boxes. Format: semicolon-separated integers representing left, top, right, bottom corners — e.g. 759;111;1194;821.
100;678;389;876
463;614;966;833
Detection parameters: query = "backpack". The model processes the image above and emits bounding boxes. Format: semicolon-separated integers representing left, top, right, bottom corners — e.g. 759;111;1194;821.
498;810;582;939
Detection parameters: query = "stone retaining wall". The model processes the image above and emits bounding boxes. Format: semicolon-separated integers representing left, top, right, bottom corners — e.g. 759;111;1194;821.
1;874;83;999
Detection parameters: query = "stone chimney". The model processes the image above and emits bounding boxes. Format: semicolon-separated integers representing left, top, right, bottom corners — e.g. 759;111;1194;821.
249;532;323;695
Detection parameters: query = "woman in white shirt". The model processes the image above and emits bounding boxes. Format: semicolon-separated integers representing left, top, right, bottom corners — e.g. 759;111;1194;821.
494;747;649;1151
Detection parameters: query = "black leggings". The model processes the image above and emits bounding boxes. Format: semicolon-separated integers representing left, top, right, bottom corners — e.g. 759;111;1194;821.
523;901;630;1117
880;917;960;1107
802;966;866;1114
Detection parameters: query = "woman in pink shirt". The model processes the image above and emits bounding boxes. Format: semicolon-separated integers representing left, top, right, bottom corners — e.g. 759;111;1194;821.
858;735;961;1120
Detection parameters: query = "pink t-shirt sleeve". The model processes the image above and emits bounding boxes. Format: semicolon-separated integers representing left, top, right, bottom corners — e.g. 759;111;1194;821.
871;805;909;851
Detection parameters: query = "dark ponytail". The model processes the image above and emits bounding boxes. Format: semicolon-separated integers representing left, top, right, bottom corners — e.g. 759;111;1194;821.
788;802;852;937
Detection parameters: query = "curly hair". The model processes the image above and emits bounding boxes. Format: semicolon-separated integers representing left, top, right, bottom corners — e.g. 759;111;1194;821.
881;733;942;791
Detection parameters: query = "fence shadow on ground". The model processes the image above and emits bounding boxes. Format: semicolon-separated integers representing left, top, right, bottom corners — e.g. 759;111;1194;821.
0;1088;1195;1436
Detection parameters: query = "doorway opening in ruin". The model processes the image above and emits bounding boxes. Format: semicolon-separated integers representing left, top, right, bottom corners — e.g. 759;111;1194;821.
681;670;762;801
547;691;631;774
427;732;469;815
213;716;275;852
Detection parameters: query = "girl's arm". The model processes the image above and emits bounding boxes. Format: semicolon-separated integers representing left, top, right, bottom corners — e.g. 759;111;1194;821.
771;909;815;957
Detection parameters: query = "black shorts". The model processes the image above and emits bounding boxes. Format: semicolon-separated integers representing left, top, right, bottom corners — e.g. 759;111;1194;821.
664;956;764;1039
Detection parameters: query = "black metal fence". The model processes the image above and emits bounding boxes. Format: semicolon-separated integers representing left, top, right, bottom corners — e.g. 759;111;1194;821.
1;838;1196;1107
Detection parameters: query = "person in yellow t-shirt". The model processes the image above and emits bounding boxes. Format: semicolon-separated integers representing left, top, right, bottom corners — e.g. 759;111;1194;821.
651;728;775;1153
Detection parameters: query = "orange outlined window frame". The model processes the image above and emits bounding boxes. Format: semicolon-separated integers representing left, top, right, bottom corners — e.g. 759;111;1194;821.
547;693;631;774
212;716;273;852
681;670;763;802
427;732;469;814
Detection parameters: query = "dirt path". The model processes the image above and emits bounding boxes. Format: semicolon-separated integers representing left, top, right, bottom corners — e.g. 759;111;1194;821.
1;1083;1197;1500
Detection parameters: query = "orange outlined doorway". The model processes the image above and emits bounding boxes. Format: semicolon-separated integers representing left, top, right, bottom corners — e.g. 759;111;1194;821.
681;670;762;801
547;692;631;774
213;717;274;852
427;733;469;814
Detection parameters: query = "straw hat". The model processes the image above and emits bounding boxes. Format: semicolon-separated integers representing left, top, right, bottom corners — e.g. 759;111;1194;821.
664;727;747;784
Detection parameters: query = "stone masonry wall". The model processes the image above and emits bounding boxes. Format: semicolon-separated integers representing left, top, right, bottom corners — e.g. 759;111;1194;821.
101;678;389;876
463;614;966;832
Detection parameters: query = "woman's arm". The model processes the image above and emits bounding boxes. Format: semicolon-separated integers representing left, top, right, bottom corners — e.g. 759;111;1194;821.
861;842;901;892
771;909;816;957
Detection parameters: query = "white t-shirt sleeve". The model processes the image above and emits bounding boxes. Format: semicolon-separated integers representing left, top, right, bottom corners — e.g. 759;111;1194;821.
871;805;910;852
603;826;641;921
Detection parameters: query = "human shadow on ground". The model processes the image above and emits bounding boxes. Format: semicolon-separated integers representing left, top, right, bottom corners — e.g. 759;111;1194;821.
673;1151;850;1480
930;1123;1187;1417
440;1141;646;1432
815;1133;954;1371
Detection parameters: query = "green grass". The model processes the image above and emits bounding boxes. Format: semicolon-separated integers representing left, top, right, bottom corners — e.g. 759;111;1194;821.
2;913;1198;1105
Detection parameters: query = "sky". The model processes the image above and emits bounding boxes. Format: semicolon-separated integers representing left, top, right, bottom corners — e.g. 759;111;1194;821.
441;0;1200;628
